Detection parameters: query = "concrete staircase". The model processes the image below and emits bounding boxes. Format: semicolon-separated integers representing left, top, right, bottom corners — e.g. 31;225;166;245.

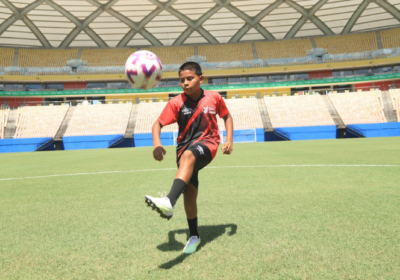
381;91;398;122
251;42;258;59
321;95;346;129
54;106;76;141
4;108;18;138
124;104;138;138
257;98;274;132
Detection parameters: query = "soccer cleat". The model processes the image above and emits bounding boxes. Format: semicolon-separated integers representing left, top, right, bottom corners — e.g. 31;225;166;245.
144;195;174;220
183;236;201;254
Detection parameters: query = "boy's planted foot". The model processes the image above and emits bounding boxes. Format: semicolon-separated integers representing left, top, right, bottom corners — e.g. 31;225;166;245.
183;236;201;254
144;196;174;220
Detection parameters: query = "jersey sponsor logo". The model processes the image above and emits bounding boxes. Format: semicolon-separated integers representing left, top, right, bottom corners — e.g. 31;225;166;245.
203;106;216;114
182;107;192;115
196;145;204;155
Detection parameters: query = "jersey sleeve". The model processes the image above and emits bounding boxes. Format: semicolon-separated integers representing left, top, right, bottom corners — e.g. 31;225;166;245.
158;100;178;126
217;94;229;118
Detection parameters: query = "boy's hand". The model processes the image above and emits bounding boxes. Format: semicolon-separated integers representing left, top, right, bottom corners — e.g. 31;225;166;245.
153;146;166;161
221;141;233;155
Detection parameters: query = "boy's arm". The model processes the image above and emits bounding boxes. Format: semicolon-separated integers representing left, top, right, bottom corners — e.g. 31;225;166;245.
152;120;166;161
221;113;233;154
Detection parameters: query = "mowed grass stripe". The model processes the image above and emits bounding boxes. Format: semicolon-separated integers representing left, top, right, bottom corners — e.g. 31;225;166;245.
0;137;399;279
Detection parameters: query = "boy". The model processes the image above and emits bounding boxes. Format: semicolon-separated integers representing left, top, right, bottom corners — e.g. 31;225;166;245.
144;61;234;254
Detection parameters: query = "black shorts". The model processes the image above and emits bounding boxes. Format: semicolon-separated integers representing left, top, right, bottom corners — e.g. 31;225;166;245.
177;142;212;188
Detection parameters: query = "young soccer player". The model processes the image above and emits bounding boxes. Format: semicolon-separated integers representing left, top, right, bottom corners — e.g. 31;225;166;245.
145;61;233;254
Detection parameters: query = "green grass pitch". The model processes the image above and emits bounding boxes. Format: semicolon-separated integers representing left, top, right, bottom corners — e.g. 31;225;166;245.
0;137;399;279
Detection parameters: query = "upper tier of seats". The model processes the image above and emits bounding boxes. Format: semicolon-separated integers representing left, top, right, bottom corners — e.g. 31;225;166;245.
198;43;254;62
81;48;137;66
255;39;313;59
134;101;178;133
380;28;400;49
64;104;132;136
314;32;378;54
328;91;386;125
217;98;263;130
149;46;194;65
389;89;400;121
264;95;335;128
0;106;10;139
0;47;14;67
18;49;79;67
14;105;68;138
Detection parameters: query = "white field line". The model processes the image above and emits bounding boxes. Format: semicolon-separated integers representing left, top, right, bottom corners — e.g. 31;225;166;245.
0;165;398;182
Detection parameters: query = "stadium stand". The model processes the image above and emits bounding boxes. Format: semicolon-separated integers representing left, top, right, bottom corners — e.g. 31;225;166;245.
380;28;400;49
18;49;79;67
81;48;137;66
64;104;132;136
148;46;194;65
314;33;378;54
14;105;69;138
255;39;312;59
217;98;263;130
389;89;400;121
134;102;178;133
198;43;254;62
0;48;14;67
263;95;335;128
328;91;386;125
0;106;10;139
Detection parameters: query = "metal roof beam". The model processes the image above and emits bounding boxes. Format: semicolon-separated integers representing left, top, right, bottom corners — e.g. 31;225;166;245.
375;0;400;22
22;16;51;47
197;26;219;44
253;0;284;23
342;0;369;34
0;0;44;37
284;0;333;38
58;7;108;48
171;3;221;44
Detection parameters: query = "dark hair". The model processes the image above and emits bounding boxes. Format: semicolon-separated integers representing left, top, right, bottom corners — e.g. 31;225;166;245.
178;61;202;76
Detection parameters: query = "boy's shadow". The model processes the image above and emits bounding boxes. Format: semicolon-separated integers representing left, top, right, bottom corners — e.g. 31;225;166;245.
157;223;237;269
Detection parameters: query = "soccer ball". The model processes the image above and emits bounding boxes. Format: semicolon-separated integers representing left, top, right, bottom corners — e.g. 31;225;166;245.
125;50;163;90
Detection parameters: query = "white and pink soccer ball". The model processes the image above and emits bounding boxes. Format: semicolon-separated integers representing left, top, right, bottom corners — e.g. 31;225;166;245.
125;50;163;90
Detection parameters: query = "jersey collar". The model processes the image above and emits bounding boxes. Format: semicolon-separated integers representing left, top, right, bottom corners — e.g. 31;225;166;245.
184;88;204;102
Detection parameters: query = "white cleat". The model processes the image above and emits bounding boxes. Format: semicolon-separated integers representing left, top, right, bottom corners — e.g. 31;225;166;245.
144;195;174;220
183;236;201;254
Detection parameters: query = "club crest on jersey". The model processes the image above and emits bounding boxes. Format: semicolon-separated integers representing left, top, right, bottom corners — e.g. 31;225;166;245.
182;107;192;115
203;106;216;114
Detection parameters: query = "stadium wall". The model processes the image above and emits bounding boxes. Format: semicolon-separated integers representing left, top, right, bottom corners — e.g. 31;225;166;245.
346;123;400;138
63;134;124;150
271;126;337;141
0;137;53;153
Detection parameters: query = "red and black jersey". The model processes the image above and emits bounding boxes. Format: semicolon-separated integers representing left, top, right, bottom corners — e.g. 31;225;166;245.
158;89;229;160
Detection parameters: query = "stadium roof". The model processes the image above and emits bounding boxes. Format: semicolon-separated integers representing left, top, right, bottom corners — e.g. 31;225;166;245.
0;0;400;48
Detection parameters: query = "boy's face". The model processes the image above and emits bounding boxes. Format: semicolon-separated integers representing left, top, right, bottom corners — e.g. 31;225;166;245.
179;70;204;96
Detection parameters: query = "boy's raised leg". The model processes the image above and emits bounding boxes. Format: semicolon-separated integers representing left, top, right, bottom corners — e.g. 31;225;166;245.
145;150;196;219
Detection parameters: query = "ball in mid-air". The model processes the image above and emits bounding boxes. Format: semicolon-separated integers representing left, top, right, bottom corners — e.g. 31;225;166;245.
125;50;163;90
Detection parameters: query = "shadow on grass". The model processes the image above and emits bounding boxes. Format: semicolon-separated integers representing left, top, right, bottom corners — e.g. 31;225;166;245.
157;223;237;269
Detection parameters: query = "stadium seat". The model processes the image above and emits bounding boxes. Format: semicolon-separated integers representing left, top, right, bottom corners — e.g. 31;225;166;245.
81;48;137;66
0;106;10;139
255;39;312;59
14;105;69;138
64;104;132;136
148;46;194;65
264;95;335;128
314;33;378;54
198;43;253;62
389;89;400;121
0;48;14;67
328;91;386;125
18;49;79;67
380;27;400;49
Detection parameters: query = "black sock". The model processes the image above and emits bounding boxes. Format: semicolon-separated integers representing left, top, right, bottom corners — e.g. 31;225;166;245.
167;178;187;207
187;217;199;238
